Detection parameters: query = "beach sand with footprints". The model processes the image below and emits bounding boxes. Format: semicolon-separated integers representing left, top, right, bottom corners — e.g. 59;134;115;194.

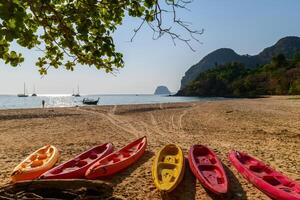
0;96;299;199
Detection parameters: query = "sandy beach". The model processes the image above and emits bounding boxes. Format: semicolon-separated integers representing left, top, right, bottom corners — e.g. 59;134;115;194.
0;96;299;199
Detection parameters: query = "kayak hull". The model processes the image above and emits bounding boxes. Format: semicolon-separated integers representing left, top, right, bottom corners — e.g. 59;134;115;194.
152;144;185;192
188;145;228;195
11;145;59;182
40;143;114;179
85;136;147;179
229;151;300;200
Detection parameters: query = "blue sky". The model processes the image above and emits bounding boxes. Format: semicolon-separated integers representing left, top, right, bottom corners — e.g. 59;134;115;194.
1;0;300;94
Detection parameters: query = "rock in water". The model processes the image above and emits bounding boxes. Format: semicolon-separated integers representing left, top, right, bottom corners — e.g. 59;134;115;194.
154;86;171;95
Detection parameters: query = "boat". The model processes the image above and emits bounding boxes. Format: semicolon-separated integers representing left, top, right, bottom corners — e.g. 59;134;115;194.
188;145;228;195
85;136;147;179
73;85;80;97
17;83;28;97
229;151;300;200
32;85;37;96
152;144;185;192
40;143;113;179
83;98;100;105
11;145;59;182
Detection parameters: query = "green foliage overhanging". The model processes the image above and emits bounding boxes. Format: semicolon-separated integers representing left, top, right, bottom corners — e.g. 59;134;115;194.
0;0;200;74
178;54;300;97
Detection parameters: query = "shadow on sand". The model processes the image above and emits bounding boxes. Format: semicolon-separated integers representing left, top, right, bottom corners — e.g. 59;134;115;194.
161;158;196;200
0;179;122;200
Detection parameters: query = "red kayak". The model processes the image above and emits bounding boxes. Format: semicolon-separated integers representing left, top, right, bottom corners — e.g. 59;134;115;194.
229;151;300;200
40;143;113;179
85;136;147;179
188;145;228;195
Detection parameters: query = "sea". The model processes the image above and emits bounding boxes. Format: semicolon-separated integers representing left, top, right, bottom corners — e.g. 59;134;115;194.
0;94;223;110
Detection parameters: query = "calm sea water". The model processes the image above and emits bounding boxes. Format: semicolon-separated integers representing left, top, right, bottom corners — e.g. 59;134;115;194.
0;94;222;110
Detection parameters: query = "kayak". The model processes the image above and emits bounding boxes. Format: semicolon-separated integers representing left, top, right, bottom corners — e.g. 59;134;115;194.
40;143;113;179
188;145;228;195
11;145;59;182
85;136;147;179
229;151;300;200
152;144;185;192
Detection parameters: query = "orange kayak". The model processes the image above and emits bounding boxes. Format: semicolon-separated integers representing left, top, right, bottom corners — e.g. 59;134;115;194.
85;136;147;179
11;145;59;182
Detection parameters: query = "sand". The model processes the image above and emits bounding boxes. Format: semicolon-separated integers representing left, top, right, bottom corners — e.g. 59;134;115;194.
0;96;299;199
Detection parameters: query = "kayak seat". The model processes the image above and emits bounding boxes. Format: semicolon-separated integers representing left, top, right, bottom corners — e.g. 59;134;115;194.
121;152;131;158
48;147;54;153
262;175;281;186
279;187;293;193
38;154;48;160
112;157;120;163
197;157;216;165
37;149;47;154
157;163;177;183
30;154;38;161
162;156;177;164
249;165;272;176
275;176;294;187
31;160;43;168
89;154;98;160
193;147;210;157
249;165;264;173
76;160;88;167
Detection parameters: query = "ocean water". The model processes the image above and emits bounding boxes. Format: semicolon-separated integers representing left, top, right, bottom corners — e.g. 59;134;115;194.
0;94;222;110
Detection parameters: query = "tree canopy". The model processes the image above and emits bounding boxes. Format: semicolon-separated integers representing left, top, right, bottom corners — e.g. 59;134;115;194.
0;0;201;74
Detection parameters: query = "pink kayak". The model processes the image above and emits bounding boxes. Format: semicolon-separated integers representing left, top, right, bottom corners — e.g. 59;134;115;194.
40;143;113;179
229;151;300;200
188;145;228;195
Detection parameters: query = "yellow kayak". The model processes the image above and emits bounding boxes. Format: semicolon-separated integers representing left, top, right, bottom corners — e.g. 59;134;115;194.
152;144;185;192
11;145;59;182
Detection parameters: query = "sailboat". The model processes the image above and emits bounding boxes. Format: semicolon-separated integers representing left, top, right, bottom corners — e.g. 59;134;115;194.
17;83;29;97
73;85;80;97
32;85;37;96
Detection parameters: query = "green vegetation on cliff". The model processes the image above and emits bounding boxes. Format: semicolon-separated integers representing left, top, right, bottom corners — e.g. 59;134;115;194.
177;54;300;97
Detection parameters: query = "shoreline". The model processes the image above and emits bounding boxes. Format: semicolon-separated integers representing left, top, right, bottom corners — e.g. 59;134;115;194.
0;94;205;110
0;96;299;199
0;95;298;112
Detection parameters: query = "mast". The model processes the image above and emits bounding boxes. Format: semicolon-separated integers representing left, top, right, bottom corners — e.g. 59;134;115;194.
23;82;26;95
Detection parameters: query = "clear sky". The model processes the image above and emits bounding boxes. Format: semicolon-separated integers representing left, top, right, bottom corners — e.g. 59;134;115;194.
1;0;300;95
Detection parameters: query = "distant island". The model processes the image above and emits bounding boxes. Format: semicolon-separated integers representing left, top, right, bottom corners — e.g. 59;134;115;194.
154;86;171;95
177;36;300;97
